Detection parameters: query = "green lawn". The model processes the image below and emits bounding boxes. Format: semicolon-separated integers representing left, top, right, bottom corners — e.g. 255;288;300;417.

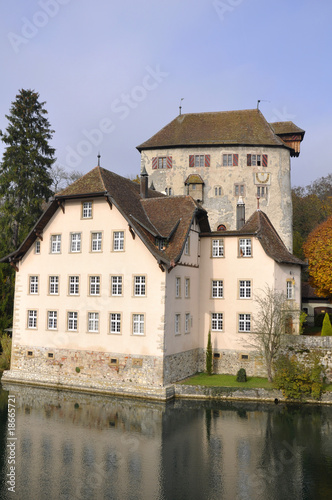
180;373;274;389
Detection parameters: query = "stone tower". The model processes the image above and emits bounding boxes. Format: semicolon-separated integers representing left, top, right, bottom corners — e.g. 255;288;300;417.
137;109;304;252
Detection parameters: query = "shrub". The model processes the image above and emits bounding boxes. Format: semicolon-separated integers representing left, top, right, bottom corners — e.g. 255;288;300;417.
273;352;325;400
206;330;212;376
236;368;247;382
321;313;332;336
314;312;332;328
0;333;12;371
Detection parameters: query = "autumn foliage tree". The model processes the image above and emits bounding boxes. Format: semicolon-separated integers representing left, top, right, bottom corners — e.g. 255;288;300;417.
303;216;332;299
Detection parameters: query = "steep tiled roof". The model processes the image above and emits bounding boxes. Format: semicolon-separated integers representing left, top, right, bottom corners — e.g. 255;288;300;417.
269;121;305;136
1;166;209;267
137;109;289;150
241;210;304;265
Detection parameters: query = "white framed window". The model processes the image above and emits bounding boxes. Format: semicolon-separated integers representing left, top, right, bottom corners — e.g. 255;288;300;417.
27;310;37;329
133;314;145;335
113;231;124;251
184;236;190;255
49;276;59;295
110;313;121;334
185;313;190;334
287;280;294;300
35;240;41;254
70;232;81;253
239;238;252;257
185;278;190;298
47;311;57;330
111;276;122;296
134;276;146;296
82;201;92;219
212;280;223;298
175;314;181;335
251;154;261;166
175;277;181;298
239;313;251;332
29;276;38;294
212;239;224;257
69;276;79;295
211;313;223;331
89;276;100;296
91;232;102;252
88;312;99;333
50;234;61;254
67;311;78;331
239;280;251;299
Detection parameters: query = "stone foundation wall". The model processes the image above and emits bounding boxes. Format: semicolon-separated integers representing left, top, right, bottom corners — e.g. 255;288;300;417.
164;349;199;384
9;344;164;387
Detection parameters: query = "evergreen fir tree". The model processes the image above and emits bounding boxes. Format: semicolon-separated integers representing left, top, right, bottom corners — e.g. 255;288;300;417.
206;330;213;376
321;313;332;336
0;89;55;253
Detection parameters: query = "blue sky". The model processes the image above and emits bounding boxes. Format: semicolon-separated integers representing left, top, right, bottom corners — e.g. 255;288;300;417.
1;0;331;187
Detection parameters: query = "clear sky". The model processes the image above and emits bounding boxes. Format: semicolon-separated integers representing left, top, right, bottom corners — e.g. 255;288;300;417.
1;0;331;187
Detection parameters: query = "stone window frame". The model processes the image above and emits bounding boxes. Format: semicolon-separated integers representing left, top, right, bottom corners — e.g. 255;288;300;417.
222;153;238;167
91;231;103;253
50;234;62;254
110;275;123;297
69;232;82;253
211;312;223;332
87;311;100;333
238;238;252;257
109;312;122;335
238;313;251;332
68;275;80;296
89;275;101;296
184;277;190;298
28;275;39;295
239;279;252;299
132;313;145;336
175;313;181;335
27;309;38;329
234;184;245;197
256;185;269;199
81;200;93;219
214;186;223;197
48;275;59;295
211;279;224;299
175;277;181;298
133;275;146;297
67;310;79;332
211;238;224;258
47;310;58;331
112;230;125;252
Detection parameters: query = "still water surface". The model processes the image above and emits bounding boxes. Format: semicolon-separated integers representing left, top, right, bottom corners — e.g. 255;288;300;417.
0;383;332;500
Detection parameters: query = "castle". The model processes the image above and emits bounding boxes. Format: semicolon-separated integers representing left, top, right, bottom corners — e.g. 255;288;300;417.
1;109;305;398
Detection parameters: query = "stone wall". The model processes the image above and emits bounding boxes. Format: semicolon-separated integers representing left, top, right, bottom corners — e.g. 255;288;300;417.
164;349;199;384
9;344;164;387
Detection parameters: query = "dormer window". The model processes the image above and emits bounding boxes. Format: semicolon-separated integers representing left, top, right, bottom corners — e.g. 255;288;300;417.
156;238;165;251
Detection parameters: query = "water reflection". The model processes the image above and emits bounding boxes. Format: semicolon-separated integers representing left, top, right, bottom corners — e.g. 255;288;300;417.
0;384;331;500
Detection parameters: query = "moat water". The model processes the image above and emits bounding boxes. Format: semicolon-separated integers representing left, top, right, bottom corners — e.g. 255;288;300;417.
0;384;332;500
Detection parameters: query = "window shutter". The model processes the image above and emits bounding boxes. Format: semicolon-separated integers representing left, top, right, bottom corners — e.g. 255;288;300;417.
189;155;194;167
233;154;238;166
247;154;251;166
262;154;268;167
167;156;172;169
205;154;210;167
152;157;157;169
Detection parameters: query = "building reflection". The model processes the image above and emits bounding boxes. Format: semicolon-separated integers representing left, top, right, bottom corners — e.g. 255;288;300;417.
1;384;332;499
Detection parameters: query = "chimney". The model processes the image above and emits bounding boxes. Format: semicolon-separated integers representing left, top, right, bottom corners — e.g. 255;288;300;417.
140;165;148;199
236;196;245;229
